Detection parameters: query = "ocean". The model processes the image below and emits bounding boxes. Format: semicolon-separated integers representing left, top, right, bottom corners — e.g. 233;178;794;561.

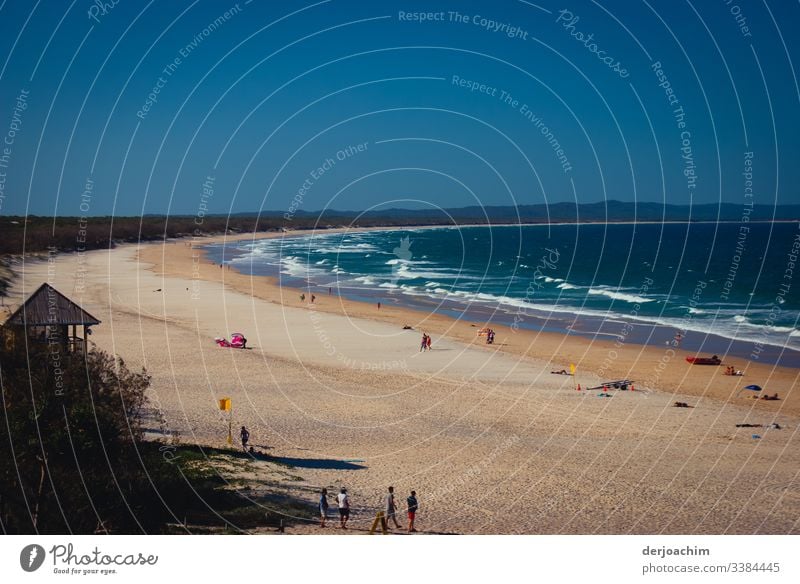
205;222;800;367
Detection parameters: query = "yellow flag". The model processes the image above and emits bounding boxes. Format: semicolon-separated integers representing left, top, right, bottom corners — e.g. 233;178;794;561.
569;363;576;375
218;397;231;411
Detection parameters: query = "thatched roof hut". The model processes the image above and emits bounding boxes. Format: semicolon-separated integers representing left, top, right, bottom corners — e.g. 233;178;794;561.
2;283;100;351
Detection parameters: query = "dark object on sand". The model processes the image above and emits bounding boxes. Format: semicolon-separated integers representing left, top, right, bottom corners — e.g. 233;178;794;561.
551;369;570;375
685;355;721;365
673;401;691;408
403;325;413;330
588;379;633;390
761;393;780;401
735;423;762;428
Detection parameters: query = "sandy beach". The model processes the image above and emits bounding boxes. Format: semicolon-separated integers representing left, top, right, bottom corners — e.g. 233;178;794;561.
4;231;799;534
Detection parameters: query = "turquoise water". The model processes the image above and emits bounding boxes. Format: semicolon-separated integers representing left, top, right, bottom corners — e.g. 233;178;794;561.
206;222;800;365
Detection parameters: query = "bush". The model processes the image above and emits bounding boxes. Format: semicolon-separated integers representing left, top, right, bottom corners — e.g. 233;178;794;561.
0;340;180;533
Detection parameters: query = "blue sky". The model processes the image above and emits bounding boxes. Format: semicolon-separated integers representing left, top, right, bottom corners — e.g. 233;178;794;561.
0;0;797;216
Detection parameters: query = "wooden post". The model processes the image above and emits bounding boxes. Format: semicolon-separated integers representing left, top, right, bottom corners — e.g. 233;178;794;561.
369;511;387;534
218;398;232;445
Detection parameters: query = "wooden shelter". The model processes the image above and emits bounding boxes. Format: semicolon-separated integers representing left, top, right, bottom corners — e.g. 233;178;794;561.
2;283;100;353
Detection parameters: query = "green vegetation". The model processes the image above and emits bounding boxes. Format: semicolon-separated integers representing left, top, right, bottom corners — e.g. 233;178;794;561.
0;340;313;534
3;202;797;259
0;215;283;256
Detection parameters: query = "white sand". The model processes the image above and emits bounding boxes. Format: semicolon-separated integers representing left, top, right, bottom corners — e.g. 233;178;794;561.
5;244;800;534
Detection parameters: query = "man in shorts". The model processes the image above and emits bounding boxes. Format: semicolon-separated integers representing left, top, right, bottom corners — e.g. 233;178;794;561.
407;490;418;533
385;486;402;529
337;487;350;529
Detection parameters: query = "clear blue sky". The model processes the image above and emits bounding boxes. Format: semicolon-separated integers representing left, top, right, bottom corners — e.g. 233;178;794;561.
0;0;797;217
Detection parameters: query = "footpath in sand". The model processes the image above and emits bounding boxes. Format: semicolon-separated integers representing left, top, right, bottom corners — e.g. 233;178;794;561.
4;240;800;534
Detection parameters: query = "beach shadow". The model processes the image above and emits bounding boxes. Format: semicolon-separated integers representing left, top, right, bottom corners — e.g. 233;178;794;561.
385;528;459;535
185;446;366;469
270;456;367;470
140;426;171;435
315;522;457;535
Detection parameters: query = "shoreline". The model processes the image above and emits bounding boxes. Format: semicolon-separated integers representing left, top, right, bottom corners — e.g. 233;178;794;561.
140;229;800;417
198;223;800;365
202;238;799;369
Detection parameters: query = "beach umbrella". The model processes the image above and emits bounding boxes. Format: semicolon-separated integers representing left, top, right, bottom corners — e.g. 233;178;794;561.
737;384;763;398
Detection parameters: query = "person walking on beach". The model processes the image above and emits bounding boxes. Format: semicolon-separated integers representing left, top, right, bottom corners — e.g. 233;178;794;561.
337;487;350;529
311;294;316;304
420;333;428;352
377;301;381;310
385;486;402;529
426;335;432;351
319;488;329;528
240;426;250;451
406;490;418;533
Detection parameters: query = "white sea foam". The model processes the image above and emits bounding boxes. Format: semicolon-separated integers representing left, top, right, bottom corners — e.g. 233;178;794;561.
394;264;477;281
314;244;381;254
587;287;653;303
354;276;377;285
279;256;314;278
398;284;427;296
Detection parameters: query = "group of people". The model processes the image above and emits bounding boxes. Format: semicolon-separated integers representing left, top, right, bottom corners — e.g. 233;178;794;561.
724;366;743;376
319;486;419;532
318;487;350;529
420;333;432;352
